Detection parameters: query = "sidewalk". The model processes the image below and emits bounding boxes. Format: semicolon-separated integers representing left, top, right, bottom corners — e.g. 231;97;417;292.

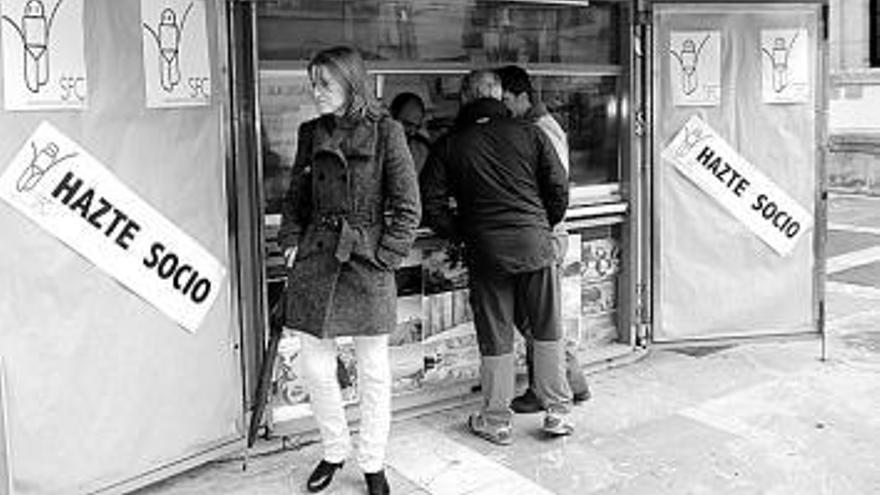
136;196;880;495
135;335;880;495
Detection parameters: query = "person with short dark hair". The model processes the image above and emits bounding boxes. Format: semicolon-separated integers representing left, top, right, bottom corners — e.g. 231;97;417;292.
496;64;592;414
495;65;568;170
389;92;431;174
421;69;574;446
280;46;421;495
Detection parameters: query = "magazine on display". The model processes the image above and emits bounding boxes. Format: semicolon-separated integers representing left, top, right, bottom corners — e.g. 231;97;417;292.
391;250;426;394
421;244;480;386
269;332;360;423
581;236;621;347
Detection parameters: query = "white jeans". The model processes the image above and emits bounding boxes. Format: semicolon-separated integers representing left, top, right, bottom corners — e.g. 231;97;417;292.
298;332;391;473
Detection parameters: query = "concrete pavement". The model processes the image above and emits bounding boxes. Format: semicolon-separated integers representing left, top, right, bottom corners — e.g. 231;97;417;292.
135;194;880;495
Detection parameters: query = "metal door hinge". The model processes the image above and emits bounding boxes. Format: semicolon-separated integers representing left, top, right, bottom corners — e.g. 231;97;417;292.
634;109;646;138
633;10;651;59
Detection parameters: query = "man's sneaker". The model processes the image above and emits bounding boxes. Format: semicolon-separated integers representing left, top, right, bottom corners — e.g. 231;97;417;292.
542;413;574;437
467;413;513;446
510;388;543;414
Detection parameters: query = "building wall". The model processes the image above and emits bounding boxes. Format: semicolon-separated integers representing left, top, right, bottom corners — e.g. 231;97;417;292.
829;0;880;194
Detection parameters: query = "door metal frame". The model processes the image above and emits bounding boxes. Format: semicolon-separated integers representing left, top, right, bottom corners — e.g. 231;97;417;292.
227;0;272;413
633;0;654;348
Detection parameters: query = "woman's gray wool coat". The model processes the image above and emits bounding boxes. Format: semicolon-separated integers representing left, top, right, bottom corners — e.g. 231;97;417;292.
279;112;421;339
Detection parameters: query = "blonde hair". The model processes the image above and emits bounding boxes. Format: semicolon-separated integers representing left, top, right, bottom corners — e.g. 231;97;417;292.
308;46;380;119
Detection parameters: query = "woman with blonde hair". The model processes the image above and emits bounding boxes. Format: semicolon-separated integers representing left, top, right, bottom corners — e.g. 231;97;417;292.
279;45;421;495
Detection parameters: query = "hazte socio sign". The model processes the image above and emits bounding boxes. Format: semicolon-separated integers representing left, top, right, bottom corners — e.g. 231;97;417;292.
0;121;226;332
662;115;812;256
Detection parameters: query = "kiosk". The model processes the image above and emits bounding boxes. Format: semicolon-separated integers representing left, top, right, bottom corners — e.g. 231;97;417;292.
246;0;827;436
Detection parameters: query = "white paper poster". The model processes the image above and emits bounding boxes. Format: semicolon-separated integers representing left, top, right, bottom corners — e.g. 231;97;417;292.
0;122;226;332
0;0;87;111
662;115;812;257
669;31;721;107
140;0;211;108
761;29;809;104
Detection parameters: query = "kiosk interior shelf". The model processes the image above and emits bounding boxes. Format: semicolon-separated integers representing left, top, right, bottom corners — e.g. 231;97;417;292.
261;213;625;427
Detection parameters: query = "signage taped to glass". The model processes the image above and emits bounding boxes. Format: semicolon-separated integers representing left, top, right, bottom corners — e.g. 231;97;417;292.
0;122;226;332
662;115;812;257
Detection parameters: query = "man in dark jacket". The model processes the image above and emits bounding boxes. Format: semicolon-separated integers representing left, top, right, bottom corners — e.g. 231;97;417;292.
420;70;574;445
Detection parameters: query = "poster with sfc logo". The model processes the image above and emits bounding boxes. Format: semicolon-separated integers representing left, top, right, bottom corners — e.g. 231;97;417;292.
1;0;87;110
662;115;812;256
0;122;227;332
669;30;721;107
140;0;211;108
761;28;809;104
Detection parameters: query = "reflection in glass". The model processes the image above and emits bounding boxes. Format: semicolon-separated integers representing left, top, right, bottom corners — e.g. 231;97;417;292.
379;73;621;187
256;0;626;212
258;0;621;65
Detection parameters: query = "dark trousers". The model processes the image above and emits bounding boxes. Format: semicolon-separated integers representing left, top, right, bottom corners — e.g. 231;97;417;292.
515;282;590;398
468;264;572;425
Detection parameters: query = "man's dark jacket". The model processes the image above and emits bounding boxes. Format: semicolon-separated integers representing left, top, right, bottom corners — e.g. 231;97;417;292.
420;98;568;275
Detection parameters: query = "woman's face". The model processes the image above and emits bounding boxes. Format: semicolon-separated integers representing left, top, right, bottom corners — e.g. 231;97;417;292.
310;65;347;115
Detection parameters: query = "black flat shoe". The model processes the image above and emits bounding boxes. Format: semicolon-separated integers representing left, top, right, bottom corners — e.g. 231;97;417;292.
573;386;591;404
306;460;344;493
365;469;390;495
510;388;543;414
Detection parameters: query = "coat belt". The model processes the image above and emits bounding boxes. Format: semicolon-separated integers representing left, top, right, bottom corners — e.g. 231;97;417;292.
314;210;380;231
313;210;383;263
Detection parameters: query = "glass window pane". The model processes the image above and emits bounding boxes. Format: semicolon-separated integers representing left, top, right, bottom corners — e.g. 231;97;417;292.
258;0;622;66
260;71;318;214
532;75;620;186
379;73;621;187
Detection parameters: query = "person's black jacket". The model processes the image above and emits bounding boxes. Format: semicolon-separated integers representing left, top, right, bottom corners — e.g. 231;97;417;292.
420;98;568;274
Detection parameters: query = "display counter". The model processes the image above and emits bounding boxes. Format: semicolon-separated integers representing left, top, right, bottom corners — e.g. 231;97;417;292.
262;202;630;428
